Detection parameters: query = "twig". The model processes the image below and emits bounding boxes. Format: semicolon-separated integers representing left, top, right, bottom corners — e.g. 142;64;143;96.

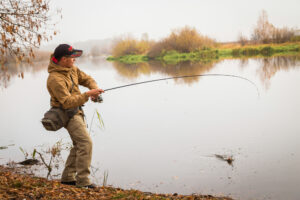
36;151;52;179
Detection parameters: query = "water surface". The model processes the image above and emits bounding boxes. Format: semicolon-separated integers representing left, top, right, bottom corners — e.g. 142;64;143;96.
0;55;300;200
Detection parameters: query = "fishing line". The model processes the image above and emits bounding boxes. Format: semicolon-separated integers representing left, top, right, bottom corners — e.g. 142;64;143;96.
103;74;260;97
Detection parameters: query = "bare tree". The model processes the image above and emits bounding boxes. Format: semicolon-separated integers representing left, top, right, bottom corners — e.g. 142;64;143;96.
251;10;275;43
272;26;295;43
0;0;61;63
251;10;295;44
238;32;248;46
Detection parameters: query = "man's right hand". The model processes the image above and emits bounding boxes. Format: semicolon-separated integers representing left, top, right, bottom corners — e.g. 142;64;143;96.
85;88;104;97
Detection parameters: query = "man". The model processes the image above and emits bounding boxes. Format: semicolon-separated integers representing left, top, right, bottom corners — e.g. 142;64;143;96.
47;44;103;188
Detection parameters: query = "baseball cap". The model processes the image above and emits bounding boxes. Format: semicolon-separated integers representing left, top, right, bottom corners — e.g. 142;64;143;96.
53;44;83;61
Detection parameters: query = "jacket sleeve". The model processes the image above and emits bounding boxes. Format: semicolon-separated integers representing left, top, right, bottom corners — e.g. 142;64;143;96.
77;67;99;89
48;77;89;109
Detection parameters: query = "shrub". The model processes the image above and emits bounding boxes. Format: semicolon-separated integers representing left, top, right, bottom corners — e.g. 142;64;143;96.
260;46;274;56
232;49;241;57
111;37;152;57
290;36;300;42
241;48;260;56
147;26;215;57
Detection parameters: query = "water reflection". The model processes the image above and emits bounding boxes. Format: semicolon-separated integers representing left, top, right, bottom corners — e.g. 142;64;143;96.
112;62;152;79
238;58;249;69
112;54;300;86
112;60;218;84
1;54;300;89
0;61;48;88
0;56;109;89
255;55;300;89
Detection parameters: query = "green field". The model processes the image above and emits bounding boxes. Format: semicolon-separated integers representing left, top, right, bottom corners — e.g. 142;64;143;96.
107;55;149;64
107;43;300;64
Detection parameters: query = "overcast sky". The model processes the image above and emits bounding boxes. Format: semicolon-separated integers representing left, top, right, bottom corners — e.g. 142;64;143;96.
46;0;300;45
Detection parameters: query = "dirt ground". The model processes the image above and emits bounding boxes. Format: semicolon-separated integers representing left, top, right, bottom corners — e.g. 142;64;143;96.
0;165;233;200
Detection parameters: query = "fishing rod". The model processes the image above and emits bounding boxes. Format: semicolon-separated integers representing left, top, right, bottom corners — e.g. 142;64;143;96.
102;73;260;97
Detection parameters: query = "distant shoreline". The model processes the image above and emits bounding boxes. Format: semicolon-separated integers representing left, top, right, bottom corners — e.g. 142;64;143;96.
107;42;300;64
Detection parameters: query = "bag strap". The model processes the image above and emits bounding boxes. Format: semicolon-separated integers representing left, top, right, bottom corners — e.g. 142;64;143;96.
69;75;75;93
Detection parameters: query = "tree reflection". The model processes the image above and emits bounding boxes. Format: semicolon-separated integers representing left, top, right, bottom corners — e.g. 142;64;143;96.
0;61;48;89
256;55;300;89
0;69;11;88
112;55;300;88
1;54;300;90
112;62;152;79
111;59;219;85
238;58;249;69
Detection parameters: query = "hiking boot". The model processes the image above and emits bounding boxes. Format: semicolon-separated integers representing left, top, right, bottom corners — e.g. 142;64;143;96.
61;181;76;186
79;183;97;189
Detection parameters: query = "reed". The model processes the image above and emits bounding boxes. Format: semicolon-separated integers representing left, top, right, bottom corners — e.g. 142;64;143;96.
102;170;109;187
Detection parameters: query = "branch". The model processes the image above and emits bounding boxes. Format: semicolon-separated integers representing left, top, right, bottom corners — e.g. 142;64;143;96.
0;11;42;16
0;15;41;35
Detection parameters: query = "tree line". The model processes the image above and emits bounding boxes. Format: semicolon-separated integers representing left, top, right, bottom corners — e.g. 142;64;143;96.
240;10;299;45
112;26;216;58
112;10;299;57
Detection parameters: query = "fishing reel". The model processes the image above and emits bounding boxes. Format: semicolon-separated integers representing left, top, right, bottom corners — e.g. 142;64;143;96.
92;94;103;103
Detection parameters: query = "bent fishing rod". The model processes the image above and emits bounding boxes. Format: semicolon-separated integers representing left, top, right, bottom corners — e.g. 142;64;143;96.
102;73;260;97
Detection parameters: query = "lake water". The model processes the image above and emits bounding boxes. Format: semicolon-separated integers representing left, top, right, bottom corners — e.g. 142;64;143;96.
0;55;300;200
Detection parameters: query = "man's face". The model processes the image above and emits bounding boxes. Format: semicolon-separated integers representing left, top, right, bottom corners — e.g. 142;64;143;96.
59;57;75;68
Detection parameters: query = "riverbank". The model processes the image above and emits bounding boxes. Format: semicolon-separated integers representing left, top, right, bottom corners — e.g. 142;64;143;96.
107;42;300;64
0;165;232;200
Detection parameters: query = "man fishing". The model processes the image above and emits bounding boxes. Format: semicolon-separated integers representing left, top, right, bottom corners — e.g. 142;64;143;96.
46;44;104;188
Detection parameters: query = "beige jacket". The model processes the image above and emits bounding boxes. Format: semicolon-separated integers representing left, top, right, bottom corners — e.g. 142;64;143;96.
47;55;98;109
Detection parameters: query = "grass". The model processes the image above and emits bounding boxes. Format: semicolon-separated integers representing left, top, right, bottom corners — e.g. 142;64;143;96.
107;55;148;64
154;50;219;64
102;170;109;187
96;109;105;130
107;42;300;64
89;108;105;135
229;43;300;57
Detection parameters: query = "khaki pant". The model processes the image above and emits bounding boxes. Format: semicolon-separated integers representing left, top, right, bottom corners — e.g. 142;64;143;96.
61;113;92;187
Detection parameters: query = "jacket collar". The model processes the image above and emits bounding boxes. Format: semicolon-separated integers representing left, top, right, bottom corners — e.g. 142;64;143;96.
47;54;74;75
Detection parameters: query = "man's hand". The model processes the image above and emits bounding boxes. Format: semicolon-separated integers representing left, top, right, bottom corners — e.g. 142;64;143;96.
86;88;104;97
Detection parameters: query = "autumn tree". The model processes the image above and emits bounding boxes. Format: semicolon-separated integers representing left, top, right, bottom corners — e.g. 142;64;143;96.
251;10;295;44
0;0;61;63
